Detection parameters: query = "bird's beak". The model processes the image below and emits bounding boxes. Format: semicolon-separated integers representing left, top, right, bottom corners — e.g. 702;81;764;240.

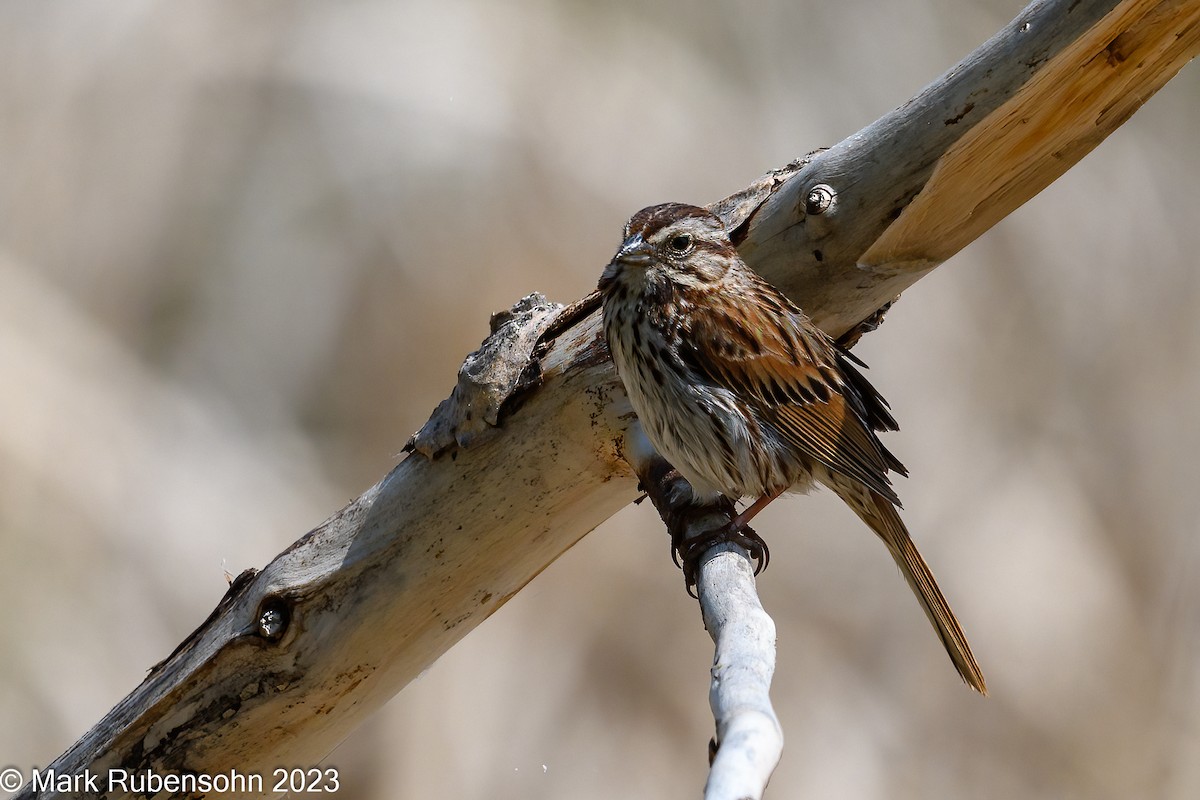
614;232;654;266
599;231;653;292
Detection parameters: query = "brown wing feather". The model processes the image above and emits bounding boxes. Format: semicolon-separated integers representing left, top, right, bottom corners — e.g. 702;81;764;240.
680;276;903;503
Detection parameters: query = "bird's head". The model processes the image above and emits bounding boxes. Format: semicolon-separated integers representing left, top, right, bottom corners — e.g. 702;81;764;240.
598;203;737;297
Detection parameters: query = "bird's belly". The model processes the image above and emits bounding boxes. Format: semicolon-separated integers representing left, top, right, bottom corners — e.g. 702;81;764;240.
610;323;809;502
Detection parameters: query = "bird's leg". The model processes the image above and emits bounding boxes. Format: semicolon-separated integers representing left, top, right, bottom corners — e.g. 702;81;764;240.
731;487;785;530
675;489;782;591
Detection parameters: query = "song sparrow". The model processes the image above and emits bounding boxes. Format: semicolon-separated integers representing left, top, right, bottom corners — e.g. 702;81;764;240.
598;202;986;694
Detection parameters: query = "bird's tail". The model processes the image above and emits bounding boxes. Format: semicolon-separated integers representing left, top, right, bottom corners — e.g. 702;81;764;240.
833;482;987;694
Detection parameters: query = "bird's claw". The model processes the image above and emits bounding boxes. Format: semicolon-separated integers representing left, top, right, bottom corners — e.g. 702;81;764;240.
672;521;770;596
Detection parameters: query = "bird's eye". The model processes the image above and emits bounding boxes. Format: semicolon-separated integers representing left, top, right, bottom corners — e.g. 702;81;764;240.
667;233;693;253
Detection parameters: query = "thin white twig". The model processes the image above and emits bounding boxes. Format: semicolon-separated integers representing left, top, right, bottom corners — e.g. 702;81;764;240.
623;424;783;799
699;546;782;800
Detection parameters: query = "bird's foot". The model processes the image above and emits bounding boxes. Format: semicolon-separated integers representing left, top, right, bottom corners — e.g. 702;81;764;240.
672;519;770;596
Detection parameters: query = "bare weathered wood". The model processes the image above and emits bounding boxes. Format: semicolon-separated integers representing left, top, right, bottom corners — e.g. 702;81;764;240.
17;1;1198;797
742;0;1200;336
701;556;782;800
624;426;782;800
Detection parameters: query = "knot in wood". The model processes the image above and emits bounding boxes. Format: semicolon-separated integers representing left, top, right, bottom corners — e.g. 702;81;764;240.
804;184;835;216
256;597;291;643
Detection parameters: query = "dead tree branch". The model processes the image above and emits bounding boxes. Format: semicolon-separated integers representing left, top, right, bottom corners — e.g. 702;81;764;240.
624;425;783;799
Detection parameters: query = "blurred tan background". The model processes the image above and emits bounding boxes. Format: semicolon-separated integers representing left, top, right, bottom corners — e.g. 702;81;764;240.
2;1;1199;798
